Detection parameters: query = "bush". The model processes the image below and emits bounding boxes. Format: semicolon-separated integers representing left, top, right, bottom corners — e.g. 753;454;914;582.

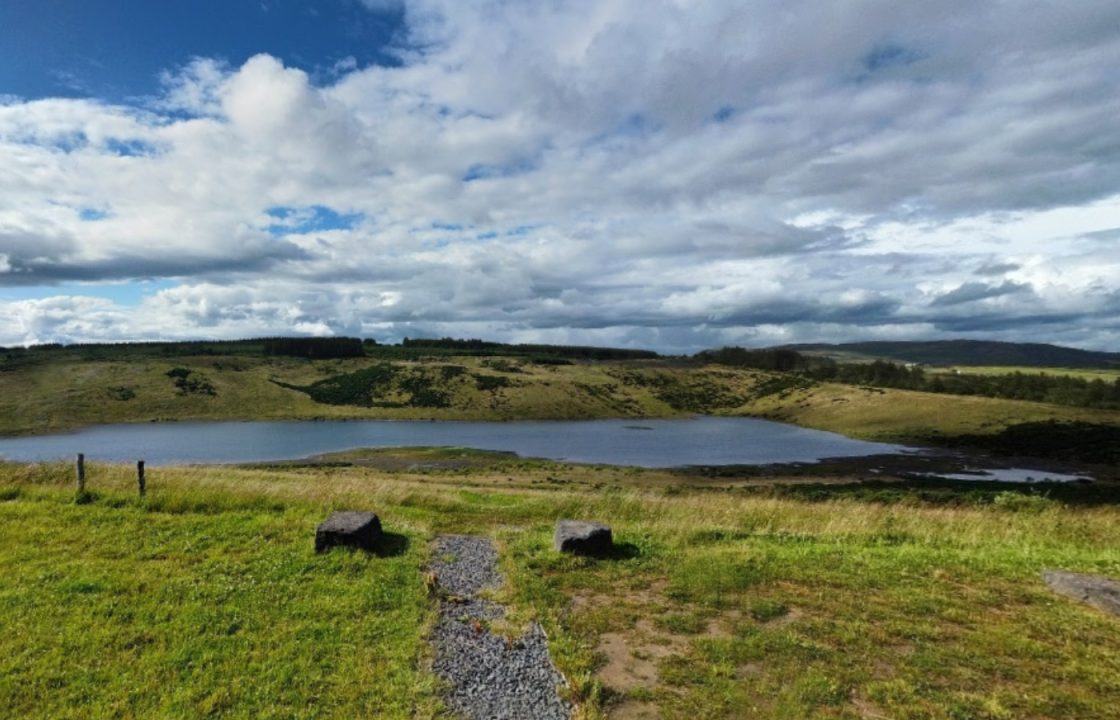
165;368;215;396
276;364;452;408
277;364;397;406
105;386;136;401
475;375;511;391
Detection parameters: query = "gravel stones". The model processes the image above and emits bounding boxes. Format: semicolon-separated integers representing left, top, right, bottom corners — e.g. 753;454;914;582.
314;511;382;553
1043;570;1120;616
430;534;571;720
430;535;501;596
554;520;613;556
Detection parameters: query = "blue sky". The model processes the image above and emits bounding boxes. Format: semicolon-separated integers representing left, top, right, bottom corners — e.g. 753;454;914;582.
1;1;1119;351
0;0;403;101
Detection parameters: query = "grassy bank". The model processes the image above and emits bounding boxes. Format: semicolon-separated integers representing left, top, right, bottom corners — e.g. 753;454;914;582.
2;354;1120;451
1;458;1119;718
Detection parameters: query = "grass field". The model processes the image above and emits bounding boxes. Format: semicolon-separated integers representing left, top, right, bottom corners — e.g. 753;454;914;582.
729;379;1120;443
2;458;1119;719
2;354;1120;451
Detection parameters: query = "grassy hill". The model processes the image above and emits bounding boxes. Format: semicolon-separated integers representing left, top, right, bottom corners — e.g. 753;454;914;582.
2;457;1119;718
783;340;1120;368
0;354;717;434
3;350;1120;463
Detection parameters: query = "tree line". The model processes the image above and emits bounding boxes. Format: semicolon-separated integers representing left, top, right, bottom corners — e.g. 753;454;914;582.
401;337;659;361
698;347;1120;410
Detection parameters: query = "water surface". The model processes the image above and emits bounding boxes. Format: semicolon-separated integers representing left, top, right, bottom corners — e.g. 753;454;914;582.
935;468;1092;483
0;416;909;467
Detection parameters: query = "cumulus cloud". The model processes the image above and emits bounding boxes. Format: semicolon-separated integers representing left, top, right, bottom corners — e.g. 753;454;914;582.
1;0;1120;351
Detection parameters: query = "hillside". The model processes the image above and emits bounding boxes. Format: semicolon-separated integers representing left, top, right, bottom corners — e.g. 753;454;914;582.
0;354;732;434
782;339;1120;368
3;351;1120;465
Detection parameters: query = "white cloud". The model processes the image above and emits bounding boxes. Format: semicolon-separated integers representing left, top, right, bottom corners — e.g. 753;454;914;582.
1;1;1120;350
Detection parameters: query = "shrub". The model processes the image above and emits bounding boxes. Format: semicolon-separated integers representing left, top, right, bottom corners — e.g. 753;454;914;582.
475;375;511;391
166;368;216;396
105;386;136;401
277;364;397;406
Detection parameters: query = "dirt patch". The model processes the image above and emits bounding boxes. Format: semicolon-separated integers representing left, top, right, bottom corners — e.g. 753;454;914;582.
610;699;659;719
851;694;891;719
596;617;691;694
736;661;762;679
598;632;659;692
703;617;734;639
571;578;668;613
766;605;803;626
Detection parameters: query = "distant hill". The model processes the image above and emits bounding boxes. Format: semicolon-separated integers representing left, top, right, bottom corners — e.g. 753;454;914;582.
777;340;1120;368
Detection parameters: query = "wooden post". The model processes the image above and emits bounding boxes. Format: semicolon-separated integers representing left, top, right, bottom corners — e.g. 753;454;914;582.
137;460;146;498
76;453;85;493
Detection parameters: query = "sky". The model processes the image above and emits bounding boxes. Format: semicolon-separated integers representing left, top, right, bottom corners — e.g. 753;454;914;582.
1;1;1119;352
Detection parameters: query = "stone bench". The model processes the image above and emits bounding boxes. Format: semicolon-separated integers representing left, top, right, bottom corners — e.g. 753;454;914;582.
554;520;613;556
1043;570;1120;616
316;511;382;553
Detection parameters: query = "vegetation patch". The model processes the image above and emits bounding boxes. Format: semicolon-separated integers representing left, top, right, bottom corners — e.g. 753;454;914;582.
397;370;451;408
704;346;1120;410
440;364;467;379
746;374;816;400
527;355;573;366
475;374;511;391
274;364;398;406
165;367;216;396
667;552;771;607
480;358;525;374
105;385;136;401
940;420;1120;465
275;364;452;408
636;372;746;412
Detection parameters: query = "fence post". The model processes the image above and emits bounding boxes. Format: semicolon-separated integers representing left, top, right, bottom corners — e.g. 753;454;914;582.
76;453;85;493
137;460;146;498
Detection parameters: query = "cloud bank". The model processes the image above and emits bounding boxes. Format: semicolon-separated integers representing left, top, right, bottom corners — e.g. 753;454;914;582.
2;0;1119;351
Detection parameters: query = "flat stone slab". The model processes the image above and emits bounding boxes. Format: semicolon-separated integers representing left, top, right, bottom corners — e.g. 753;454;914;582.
554;520;613;556
1043;570;1120;616
315;511;382;553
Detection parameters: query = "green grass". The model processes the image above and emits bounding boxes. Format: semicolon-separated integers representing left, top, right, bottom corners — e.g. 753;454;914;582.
0;483;436;718
737;380;1120;443
2;460;1119;718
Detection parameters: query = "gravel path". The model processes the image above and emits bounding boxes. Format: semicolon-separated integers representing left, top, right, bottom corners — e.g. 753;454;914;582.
430;535;571;720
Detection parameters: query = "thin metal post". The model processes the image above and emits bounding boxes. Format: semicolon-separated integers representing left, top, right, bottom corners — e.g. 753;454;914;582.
76;453;85;493
137;460;146;498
